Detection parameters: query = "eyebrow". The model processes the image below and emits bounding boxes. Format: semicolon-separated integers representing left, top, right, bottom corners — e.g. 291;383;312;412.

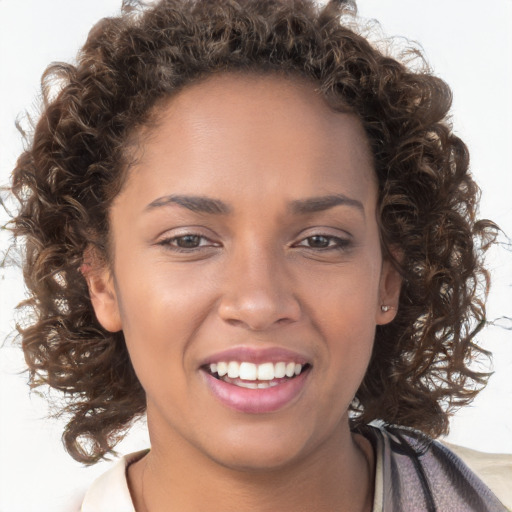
145;193;364;217
145;194;232;215
288;194;365;216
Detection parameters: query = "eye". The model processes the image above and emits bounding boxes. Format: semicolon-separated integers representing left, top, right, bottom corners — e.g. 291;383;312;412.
296;234;351;251
172;234;203;248
157;233;219;252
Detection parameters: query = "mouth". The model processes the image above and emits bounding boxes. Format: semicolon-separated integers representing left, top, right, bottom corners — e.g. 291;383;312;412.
204;361;311;389
201;357;312;414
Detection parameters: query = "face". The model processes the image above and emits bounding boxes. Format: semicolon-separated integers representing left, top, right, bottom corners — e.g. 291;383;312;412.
88;74;400;471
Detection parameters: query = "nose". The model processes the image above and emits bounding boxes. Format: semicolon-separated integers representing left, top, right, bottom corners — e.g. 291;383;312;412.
217;243;302;332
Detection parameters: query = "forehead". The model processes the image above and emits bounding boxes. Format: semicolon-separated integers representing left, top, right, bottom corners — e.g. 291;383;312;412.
122;73;376;209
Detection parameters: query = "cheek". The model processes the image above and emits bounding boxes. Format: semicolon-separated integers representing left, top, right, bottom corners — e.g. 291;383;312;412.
303;261;380;374
315;300;376;411
117;253;211;321
301;255;381;322
318;291;377;366
113;259;216;372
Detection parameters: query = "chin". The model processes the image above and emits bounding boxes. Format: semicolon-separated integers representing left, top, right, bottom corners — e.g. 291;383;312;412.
199;423;318;473
209;446;305;474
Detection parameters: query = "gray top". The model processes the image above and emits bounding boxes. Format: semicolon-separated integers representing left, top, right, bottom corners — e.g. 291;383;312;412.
360;423;508;511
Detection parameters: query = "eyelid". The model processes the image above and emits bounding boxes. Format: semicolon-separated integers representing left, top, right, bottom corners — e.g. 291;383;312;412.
155;228;221;252
296;234;345;243
294;226;353;240
295;234;351;248
155;225;217;241
292;227;354;251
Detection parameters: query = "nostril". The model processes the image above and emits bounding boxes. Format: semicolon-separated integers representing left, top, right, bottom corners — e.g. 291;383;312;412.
218;301;301;332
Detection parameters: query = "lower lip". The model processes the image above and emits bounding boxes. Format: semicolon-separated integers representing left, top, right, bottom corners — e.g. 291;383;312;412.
203;369;310;414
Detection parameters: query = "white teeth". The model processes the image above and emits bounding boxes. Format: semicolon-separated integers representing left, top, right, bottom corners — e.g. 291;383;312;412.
209;361;305;382
239;362;257;380
258;381;279;388
236;380;259;389
257;362;275;381
227;361;240;378
216;361;228;377
274;362;286;378
223;378;280;389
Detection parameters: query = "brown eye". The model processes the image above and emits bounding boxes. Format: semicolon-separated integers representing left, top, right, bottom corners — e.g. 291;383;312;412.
157;233;221;253
175;235;202;248
306;235;331;248
296;234;351;252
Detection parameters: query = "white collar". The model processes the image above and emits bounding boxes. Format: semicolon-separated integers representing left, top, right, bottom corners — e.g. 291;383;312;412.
80;449;149;512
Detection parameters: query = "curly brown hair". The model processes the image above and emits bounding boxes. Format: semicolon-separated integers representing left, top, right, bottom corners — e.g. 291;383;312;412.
8;0;497;464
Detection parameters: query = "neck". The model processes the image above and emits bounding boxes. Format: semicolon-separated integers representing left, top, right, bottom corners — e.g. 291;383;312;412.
128;419;374;512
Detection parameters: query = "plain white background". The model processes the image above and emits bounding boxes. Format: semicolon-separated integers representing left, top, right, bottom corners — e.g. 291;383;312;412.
0;0;511;510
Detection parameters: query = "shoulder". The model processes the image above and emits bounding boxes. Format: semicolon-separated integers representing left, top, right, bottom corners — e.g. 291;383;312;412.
79;449;149;512
441;441;512;511
357;423;511;512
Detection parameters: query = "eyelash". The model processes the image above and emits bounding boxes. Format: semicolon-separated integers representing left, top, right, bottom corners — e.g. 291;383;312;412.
157;234;219;253
157;233;351;253
296;235;351;251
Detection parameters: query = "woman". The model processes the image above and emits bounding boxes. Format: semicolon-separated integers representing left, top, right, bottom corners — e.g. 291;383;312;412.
7;0;509;510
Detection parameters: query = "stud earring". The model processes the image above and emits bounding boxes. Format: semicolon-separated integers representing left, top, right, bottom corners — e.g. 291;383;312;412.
381;305;391;312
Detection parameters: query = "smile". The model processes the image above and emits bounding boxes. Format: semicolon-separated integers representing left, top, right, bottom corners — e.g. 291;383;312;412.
208;361;305;388
202;357;311;413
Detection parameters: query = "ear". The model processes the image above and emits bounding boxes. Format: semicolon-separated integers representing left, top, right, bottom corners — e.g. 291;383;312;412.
81;248;122;333
376;257;402;326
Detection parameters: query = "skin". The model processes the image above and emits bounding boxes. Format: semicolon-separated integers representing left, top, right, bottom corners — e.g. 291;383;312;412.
87;73;401;511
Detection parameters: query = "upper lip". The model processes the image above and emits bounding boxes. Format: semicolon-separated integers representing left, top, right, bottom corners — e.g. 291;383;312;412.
200;346;310;367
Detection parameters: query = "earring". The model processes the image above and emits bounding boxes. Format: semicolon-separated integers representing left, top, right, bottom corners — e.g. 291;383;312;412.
381;305;391;312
